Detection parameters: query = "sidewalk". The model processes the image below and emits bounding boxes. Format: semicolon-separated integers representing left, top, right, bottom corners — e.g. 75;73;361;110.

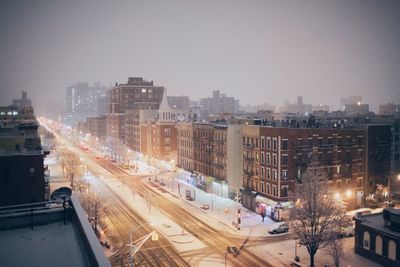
248;236;381;267
149;171;281;237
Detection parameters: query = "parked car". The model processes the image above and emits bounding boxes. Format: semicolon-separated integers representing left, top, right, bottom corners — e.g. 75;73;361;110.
268;222;289;234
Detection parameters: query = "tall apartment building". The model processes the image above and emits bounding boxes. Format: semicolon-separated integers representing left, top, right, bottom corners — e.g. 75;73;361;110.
199;90;238;116
177;121;244;197
0;99;49;206
62;82;108;126
12;91;32;109
241;126;367;211
280;96;312;114
365;124;392;196
106;77;164;151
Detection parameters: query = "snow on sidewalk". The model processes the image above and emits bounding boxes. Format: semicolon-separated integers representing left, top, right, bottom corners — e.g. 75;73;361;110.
149;171;282;238
90;173;207;253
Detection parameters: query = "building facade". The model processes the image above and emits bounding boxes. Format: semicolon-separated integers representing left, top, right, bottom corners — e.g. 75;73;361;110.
199;90;238;116
355;209;400;267
0;103;49;206
241;126;366;211
106;77;164;151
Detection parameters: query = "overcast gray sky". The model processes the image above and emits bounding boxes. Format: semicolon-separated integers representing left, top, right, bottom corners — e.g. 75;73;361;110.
0;0;399;115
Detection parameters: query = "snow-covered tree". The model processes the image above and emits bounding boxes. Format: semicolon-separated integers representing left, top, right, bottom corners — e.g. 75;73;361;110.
289;161;350;267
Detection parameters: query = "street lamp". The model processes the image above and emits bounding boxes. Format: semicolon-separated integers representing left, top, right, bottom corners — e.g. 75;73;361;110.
294;239;301;262
127;222;157;267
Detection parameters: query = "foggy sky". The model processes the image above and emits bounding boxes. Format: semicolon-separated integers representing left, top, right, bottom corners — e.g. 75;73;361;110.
0;0;400;116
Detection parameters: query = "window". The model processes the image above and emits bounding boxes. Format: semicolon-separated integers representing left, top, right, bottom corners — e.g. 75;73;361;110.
363;231;370;250
357;177;363;188
261;167;265;178
273;154;277;166
298;138;303;146
281;139;288;150
272;185;277;196
281;186;288;197
29;168;35;177
267;183;270;194
272;169;277;181
282;170;288;180
282;155;288;165
261;137;265;149
389;240;396;261
267;168;271;180
267;153;271;165
267;138;271;150
261;152;265;164
273;138;277;151
375;236;382;255
261;181;265;193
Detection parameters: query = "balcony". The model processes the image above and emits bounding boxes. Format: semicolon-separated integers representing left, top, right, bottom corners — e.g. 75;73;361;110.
216;151;225;157
243;170;255;176
243;157;257;163
244;144;255;149
214;162;226;169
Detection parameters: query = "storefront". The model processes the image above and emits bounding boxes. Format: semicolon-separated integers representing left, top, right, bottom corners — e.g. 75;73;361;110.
255;195;291;222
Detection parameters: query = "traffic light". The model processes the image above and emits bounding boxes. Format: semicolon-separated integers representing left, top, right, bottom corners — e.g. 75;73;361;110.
151;232;159;241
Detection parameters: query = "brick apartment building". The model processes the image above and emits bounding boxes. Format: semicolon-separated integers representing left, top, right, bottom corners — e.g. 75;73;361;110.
86;115;107;142
242;125;367;210
106;77;164;150
140;91;178;161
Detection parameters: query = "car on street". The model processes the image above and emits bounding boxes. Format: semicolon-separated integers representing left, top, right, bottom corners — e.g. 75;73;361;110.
268;222;289;234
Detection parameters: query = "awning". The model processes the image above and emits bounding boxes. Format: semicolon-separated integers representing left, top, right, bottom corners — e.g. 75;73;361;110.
255;195;277;206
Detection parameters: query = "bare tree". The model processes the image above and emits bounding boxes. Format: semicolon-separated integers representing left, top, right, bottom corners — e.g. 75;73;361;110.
289;161;350;267
77;190;104;232
366;184;388;208
327;238;346;267
61;150;82;190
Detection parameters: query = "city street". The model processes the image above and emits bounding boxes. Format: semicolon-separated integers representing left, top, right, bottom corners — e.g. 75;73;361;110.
43;119;276;266
42;118;382;267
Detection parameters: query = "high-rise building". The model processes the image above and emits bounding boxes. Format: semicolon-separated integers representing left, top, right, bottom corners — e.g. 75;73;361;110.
199;90;238;115
12;91;32;109
106;77;164;151
62;82;109;126
280;96;312;114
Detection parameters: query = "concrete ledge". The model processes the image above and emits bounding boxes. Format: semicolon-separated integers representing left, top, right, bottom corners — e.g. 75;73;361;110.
70;195;111;267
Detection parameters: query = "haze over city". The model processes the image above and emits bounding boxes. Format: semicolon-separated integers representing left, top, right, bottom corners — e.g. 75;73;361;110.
1;1;400;267
1;0;400;117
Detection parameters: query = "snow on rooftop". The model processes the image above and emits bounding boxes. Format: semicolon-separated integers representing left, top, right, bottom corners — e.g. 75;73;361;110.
0;221;88;267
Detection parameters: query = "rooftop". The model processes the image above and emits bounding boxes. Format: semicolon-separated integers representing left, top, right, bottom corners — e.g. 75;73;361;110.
0;196;110;267
356;208;400;238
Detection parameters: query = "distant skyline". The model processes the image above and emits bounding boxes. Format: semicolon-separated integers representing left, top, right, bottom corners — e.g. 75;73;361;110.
1;0;400;116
